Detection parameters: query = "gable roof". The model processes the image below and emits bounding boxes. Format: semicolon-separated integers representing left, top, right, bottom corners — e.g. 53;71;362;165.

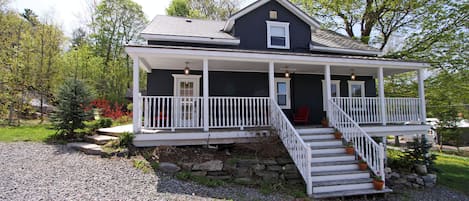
141;15;240;45
223;0;321;32
311;29;381;55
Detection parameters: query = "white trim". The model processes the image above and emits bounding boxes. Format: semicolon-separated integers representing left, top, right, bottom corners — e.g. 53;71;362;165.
125;46;430;69
274;77;291;109
322;80;340;111
141;33;240;46
348;81;365;97
132;57;141;133
203;59;209;131
223;0;320;31
266;21;290;49
310;45;382;56
418;69;426;123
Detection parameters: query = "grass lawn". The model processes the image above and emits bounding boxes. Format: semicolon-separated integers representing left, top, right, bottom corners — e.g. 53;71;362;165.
0;124;56;142
434;152;469;194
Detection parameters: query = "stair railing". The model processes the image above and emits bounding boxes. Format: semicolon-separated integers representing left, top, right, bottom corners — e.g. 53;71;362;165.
328;100;385;186
270;100;312;195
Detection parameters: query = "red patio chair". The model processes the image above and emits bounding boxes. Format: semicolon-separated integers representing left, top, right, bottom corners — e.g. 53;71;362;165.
293;106;310;125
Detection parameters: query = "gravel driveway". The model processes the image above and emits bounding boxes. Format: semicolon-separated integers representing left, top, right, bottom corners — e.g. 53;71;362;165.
0;142;290;201
1;142;468;201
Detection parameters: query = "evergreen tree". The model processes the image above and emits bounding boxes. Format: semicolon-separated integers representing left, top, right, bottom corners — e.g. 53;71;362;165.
51;79;93;138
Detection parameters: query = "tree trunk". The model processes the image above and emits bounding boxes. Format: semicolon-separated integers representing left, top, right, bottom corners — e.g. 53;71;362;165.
394;135;400;146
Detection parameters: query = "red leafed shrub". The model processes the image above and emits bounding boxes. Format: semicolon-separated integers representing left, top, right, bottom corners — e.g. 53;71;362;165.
89;99;130;120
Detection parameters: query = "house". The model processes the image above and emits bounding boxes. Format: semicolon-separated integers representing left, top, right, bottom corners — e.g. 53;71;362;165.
125;0;430;198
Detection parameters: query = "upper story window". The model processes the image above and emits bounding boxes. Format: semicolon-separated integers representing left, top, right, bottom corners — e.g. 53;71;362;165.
266;21;290;49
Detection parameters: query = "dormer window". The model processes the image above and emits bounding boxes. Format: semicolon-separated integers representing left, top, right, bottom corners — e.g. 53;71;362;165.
266;21;290;49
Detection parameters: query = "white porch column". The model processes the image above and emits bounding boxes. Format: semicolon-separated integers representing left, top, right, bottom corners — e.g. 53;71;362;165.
203;58;209;131
418;69;427;124
132;57;141;134
324;65;331;118
378;67;387;125
269;61;275;102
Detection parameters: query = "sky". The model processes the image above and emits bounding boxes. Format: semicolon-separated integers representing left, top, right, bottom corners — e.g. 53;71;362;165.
9;0;255;37
9;0;171;37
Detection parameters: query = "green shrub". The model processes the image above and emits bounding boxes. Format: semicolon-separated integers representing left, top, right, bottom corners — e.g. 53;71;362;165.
98;118;113;128
133;159;151;173
119;132;135;148
51;79;93;139
404;136;437;173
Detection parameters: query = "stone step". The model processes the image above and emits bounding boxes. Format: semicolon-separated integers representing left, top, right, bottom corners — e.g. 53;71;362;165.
67;142;103;155
85;135;118;145
312;187;393;199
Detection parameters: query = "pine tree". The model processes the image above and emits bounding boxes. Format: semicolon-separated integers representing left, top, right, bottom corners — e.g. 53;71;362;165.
51;79;93;138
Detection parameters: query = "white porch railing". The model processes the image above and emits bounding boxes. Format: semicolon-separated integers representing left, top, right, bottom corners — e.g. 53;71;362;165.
329;100;385;185
331;97;422;124
141;96;270;130
209;97;270;128
270;100;312;195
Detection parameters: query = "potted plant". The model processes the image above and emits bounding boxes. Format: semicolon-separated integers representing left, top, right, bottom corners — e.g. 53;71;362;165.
358;159;368;170
372;175;384;190
334;129;342;139
345;141;354;155
321;117;329;128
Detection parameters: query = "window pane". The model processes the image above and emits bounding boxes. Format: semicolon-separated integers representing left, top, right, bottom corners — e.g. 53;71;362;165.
331;84;337;97
271;36;286;46
277;95;287;105
351;85;362;97
277;82;286;94
271;26;285;36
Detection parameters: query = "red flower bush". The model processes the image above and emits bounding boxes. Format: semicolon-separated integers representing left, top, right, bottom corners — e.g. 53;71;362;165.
89;99;130;120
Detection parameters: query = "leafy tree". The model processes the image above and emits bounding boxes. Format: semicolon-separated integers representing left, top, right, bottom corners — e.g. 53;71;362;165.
51;79;93;138
89;0;147;103
167;0;240;20
291;0;428;50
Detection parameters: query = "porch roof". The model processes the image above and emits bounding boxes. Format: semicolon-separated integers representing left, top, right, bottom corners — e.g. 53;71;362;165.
125;44;429;76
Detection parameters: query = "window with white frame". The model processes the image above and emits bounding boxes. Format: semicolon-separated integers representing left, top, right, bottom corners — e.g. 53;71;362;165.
275;78;291;109
322;80;341;111
266;21;290;49
348;81;365;97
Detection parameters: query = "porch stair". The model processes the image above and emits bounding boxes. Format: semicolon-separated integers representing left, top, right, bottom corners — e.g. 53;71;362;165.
298;129;392;198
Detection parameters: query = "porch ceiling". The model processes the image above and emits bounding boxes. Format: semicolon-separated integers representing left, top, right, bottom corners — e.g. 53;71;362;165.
139;55;415;77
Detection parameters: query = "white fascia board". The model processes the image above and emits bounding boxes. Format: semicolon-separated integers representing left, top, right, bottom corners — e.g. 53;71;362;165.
310;45;382;56
141;33;240;46
125;46;430;69
223;0;320;32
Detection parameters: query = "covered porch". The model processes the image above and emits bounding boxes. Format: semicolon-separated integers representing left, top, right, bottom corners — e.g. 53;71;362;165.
126;45;429;136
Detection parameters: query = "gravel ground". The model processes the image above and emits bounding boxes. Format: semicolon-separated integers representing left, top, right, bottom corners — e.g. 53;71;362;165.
0;142;290;201
1;142;468;201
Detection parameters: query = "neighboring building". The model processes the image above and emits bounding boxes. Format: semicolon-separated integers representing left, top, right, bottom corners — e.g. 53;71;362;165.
125;0;430;198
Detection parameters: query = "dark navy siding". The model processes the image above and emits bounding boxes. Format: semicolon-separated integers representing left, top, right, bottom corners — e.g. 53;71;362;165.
147;70;376;124
233;1;311;52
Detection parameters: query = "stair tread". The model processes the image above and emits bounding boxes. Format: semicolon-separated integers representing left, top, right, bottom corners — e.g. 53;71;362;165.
311;153;353;158
300;133;334;136
311;169;369;176
311;160;358;166
312;178;373;187
310;145;346;149
312;187;392;199
303;138;342;142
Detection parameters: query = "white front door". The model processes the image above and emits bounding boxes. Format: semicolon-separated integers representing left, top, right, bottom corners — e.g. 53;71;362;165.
173;75;201;127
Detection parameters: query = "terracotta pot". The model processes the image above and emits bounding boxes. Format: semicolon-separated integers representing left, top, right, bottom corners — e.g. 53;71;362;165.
345;147;355;155
373;179;384;190
358;162;368;170
334;132;342;139
321;120;329;128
